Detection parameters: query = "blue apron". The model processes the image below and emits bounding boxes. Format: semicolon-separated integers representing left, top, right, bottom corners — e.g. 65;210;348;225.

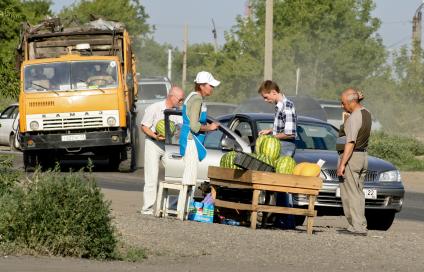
179;92;208;161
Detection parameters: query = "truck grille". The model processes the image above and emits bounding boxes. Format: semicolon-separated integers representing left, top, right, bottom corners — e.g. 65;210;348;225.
42;116;103;130
324;169;378;182
29;101;55;107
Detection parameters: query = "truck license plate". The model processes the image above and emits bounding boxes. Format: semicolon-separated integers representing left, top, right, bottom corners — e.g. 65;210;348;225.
336;187;377;199
61;134;86;142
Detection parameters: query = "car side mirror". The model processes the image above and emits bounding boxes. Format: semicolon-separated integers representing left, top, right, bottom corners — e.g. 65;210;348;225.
221;137;236;150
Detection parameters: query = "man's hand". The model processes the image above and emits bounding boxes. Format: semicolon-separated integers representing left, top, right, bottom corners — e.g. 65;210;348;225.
156;134;165;141
208;122;220;131
259;129;272;135
337;163;345;177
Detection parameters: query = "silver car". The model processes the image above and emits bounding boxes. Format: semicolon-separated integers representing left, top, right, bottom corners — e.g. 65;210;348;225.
163;110;404;231
0;103;20;150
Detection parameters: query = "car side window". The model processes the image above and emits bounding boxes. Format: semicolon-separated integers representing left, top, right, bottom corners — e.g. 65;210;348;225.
0;106;15;119
233;120;254;146
204;130;224;149
11;107;19;119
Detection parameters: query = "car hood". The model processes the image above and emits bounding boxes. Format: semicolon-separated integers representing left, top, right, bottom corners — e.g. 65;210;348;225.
293;149;396;172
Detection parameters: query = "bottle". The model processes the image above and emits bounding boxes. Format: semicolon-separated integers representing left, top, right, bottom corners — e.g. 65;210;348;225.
223;219;240;226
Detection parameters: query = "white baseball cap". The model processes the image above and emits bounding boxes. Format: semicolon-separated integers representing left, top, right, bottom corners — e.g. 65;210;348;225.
194;71;220;87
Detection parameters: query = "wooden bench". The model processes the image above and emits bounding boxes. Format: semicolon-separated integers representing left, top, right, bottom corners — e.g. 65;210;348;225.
208;166;323;234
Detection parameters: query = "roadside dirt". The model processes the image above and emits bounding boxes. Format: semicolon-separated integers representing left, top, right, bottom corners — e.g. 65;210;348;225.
1;171;423;272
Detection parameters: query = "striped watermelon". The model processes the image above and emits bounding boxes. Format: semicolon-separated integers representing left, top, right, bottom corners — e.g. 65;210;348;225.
155;119;176;137
274;156;296;174
259;136;281;160
255;135;271;154
219;151;239;169
255;154;274;167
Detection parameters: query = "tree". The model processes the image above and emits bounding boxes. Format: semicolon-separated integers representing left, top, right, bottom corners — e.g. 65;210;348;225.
251;0;386;98
0;0;52;100
59;0;150;37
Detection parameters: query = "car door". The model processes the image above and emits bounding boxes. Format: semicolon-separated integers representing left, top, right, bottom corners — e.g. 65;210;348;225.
163;111;249;184
0;105;18;145
227;116;256;153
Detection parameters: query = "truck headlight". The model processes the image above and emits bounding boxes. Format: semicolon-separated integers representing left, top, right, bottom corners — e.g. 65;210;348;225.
107;117;116;126
379;170;401;182
30;121;39;130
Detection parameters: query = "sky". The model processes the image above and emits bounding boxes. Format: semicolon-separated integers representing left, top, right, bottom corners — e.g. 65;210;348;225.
51;0;424;50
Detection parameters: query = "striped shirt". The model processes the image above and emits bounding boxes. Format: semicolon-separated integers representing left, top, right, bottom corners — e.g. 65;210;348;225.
273;96;297;137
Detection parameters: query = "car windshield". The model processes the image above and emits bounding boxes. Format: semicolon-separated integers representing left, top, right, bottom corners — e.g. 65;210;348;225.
206;104;237;118
323;106;343;120
257;120;338;151
24;60;118;92
138;83;168;100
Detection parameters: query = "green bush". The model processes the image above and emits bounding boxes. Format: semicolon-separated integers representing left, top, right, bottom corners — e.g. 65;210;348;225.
368;132;424;171
0;168;117;259
0;155;20;195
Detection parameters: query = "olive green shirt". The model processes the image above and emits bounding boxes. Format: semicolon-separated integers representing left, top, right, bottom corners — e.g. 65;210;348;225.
186;92;203;137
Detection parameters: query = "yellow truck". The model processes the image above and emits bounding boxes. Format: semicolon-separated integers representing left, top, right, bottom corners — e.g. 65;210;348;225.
16;18;138;170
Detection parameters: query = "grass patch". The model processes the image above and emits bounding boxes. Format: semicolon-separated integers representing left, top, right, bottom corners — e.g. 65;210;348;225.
116;244;148;262
368;131;424;171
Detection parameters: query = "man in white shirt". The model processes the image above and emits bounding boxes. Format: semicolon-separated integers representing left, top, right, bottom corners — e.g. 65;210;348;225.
140;86;185;215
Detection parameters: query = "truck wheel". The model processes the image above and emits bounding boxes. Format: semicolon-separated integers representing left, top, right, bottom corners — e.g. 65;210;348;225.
109;151;121;171
23;151;37;172
366;210;396;231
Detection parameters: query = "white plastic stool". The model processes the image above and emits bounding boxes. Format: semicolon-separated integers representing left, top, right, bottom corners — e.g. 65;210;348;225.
155;180;194;220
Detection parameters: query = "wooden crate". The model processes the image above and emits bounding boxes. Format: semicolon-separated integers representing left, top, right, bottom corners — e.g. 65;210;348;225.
208;166;323;234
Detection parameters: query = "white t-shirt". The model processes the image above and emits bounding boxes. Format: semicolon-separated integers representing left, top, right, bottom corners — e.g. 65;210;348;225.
141;100;182;132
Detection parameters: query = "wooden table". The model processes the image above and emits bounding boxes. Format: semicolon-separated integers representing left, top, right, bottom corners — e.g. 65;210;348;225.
208;166;323;234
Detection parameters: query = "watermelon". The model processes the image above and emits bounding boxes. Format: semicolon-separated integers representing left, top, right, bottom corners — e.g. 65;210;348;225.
259;136;281;160
155;119;176;137
255;154;274;167
255;135;271;154
274;156;296;174
219;151;239;169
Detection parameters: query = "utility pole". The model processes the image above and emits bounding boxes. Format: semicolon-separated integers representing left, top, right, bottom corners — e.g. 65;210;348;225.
211;19;218;52
412;3;424;60
182;24;188;91
167;48;172;81
264;0;273;80
295;68;300;96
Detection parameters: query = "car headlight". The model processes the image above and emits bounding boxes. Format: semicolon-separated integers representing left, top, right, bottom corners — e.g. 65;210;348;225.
107;117;116;126
30;121;39;130
378;170;401;182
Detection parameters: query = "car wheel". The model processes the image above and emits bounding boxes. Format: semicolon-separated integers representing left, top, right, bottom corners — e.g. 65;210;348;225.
366;210;396;231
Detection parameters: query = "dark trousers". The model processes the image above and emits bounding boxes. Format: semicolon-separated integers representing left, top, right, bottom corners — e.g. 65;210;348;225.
275;192;296;229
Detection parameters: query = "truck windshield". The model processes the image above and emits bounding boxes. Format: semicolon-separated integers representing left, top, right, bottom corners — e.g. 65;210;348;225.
24;60;118;92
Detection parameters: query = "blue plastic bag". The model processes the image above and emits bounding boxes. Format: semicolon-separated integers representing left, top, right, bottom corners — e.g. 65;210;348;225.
188;201;214;224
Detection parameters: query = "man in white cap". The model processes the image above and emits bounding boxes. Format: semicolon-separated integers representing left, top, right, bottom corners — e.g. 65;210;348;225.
179;71;220;188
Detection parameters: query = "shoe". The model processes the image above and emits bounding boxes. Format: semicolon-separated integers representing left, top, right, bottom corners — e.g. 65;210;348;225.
140;209;154;215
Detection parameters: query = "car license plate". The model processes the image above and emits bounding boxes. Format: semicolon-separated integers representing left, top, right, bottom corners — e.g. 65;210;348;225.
61;134;86;142
336;187;377;199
